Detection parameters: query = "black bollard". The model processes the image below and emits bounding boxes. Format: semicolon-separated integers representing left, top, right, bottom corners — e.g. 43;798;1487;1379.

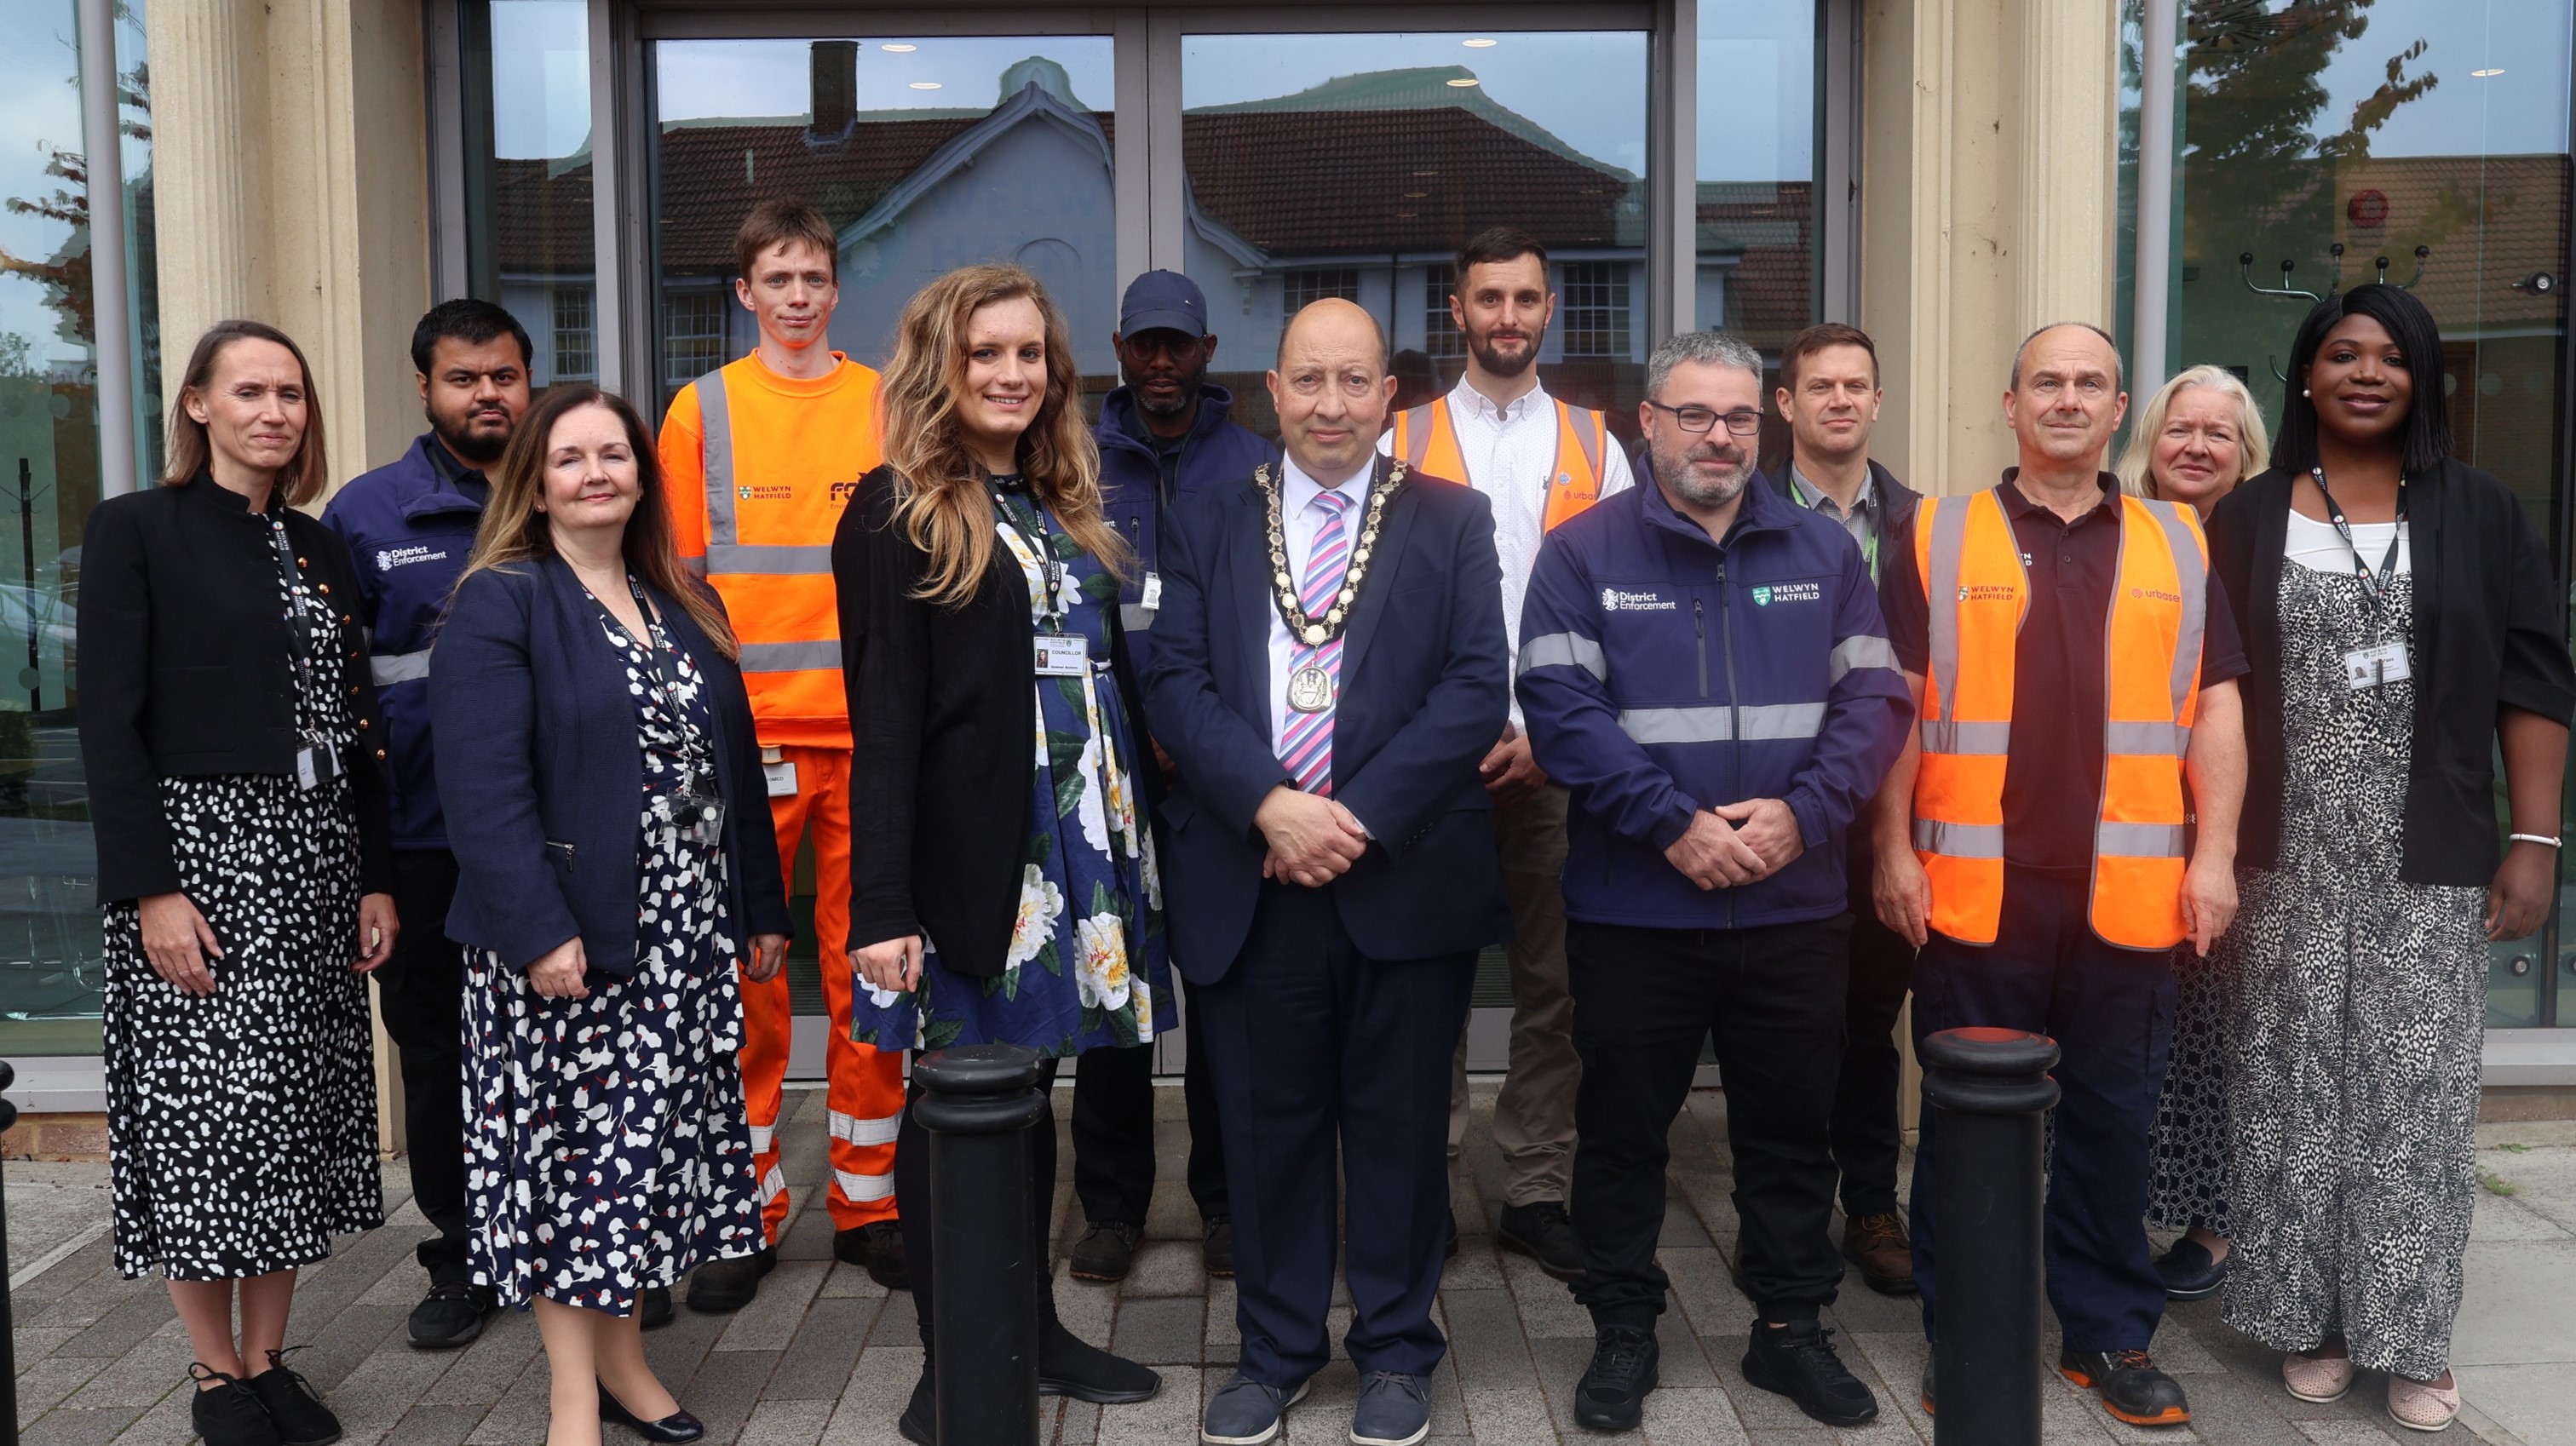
2;1059;17;1446
1922;1026;2059;1446
911;1044;1044;1446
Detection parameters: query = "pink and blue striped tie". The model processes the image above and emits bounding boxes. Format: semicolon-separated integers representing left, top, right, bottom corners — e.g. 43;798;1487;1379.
1279;489;1354;795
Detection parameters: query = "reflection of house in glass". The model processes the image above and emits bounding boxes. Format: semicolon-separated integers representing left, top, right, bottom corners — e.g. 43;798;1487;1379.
492;47;1814;424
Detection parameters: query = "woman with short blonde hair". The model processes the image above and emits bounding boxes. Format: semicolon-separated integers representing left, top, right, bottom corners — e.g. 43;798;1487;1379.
2116;365;2271;514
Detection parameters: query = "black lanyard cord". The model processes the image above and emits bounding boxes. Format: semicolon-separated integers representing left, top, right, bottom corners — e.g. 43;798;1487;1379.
990;478;1066;620
2309;464;2406;607
262;508;323;685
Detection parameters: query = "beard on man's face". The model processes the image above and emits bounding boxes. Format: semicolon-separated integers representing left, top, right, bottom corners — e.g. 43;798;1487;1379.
428;400;513;467
1653;436;1752;508
1466;324;1539;380
1121;351;1209;420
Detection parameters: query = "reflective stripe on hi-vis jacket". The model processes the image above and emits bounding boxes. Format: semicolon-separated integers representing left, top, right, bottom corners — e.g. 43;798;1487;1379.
1911;487;2209;950
673;358;883;743
1392;395;1607;531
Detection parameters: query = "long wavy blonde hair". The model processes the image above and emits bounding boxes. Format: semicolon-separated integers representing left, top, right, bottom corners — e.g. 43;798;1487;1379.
2115;364;2271;502
881;263;1128;605
458;385;737;658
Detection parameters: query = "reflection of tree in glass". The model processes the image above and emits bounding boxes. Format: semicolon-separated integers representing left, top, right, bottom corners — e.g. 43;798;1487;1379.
0;21;152;359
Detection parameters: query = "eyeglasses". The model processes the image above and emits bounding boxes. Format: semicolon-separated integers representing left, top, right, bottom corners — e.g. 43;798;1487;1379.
1646;400;1764;437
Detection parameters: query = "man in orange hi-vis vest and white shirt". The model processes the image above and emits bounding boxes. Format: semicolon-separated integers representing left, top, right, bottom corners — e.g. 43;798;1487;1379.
1873;324;2245;1431
660;197;906;1310
1381;227;1634;1283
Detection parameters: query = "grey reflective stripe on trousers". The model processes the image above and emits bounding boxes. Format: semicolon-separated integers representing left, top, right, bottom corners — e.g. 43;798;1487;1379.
1912;818;2004;858
1618;701;1826;744
1828;634;1899;687
1516;630;1607;681
694;369;832;578
371;648;432;686
2096;820;2186;857
739;640;842;674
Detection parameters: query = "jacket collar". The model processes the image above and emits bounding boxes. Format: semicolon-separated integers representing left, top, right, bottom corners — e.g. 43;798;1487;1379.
178;471;280;519
1098;383;1243;459
1640;465;1795;554
404;434;492;522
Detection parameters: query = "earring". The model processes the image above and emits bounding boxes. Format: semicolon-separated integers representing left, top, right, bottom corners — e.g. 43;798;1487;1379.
2302;388;2311;397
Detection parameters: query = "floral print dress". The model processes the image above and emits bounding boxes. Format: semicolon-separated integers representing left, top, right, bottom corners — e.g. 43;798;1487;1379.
849;480;1173;1057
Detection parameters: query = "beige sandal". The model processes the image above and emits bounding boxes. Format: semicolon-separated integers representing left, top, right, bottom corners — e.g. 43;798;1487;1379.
2387;1375;2462;1432
2281;1351;2355;1403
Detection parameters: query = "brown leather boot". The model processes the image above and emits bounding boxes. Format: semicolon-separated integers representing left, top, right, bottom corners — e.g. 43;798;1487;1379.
1842;1211;1918;1296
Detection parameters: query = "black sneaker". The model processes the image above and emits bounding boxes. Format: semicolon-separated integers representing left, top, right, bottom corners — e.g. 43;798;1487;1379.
686;1244;776;1313
405;1277;493;1351
1496;1201;1585;1282
834;1220;910;1291
2058;1348;2192;1427
1202;1218;1235;1278
1038;1321;1162;1404
1573;1324;1659;1432
189;1367;281;1446
245;1351;342;1446
1069;1220;1141;1282
897;1366;934;1446
1739;1319;1878;1427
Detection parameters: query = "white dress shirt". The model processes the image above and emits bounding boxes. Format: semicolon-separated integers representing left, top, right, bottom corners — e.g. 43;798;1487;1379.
1380;377;1636;724
1268;453;1375;752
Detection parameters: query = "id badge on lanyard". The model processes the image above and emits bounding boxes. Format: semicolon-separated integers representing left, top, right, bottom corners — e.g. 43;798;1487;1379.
1035;632;1090;677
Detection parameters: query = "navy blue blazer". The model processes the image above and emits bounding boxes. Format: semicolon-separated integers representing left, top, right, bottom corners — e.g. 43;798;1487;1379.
1144;455;1512;982
431;554;793;977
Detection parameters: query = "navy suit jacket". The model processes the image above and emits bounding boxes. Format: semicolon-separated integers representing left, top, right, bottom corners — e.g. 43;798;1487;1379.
432;554;793;978
1144;454;1513;982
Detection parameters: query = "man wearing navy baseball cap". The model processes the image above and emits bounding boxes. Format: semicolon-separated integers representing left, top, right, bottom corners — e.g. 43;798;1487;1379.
1066;270;1276;1285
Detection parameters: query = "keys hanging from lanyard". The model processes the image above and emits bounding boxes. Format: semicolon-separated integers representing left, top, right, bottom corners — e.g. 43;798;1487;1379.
262;508;323;690
2309;465;2406;609
991;479;1068;621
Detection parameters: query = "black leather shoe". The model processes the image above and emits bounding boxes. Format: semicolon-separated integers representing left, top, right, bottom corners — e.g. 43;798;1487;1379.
639;1285;673;1331
246;1352;342;1446
2153;1237;2226;1302
190;1366;281;1446
1740;1319;1878;1427
1037;1321;1161;1404
834;1221;909;1291
2059;1349;2192;1427
1068;1220;1141;1282
685;1245;775;1313
1202;1218;1235;1278
597;1383;705;1443
1573;1324;1659;1432
896;1368;934;1446
405;1277;494;1351
1497;1201;1585;1282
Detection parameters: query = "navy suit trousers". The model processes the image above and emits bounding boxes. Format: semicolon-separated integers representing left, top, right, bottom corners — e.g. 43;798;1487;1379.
1197;880;1475;1385
1907;865;2179;1352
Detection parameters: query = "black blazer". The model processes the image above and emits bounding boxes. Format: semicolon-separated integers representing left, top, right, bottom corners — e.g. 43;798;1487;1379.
2208;458;2576;884
431;556;792;977
1144;456;1513;982
835;467;1150;978
77;476;394;904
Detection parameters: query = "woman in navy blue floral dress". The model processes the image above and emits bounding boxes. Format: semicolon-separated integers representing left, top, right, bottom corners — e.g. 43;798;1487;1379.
837;264;1170;1443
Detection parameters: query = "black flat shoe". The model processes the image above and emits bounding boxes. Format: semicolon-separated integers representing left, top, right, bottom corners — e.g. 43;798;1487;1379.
896;1367;934;1446
597;1382;704;1443
189;1366;281;1446
246;1351;342;1446
2153;1237;2227;1302
638;1285;674;1331
1036;1321;1161;1404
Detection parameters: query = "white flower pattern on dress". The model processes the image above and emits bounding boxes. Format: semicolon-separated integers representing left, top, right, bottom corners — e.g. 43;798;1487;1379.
1008;865;1065;971
1073;912;1131;1010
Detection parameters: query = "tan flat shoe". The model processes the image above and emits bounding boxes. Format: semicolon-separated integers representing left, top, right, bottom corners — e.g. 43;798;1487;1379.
2281;1351;2355;1403
2387;1375;2461;1432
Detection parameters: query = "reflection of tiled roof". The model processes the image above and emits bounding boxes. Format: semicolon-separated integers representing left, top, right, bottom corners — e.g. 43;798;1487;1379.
1699;181;1815;341
1182;108;1643;255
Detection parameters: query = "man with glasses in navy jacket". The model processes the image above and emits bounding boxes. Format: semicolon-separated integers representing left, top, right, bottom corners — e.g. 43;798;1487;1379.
1517;330;1911;1433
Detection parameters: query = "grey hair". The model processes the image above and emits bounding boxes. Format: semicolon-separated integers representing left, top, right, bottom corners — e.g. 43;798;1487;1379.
2113;364;2272;499
2010;321;2125;393
1647;330;1764;400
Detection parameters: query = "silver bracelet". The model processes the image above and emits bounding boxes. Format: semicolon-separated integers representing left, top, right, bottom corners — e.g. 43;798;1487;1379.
2509;833;2562;848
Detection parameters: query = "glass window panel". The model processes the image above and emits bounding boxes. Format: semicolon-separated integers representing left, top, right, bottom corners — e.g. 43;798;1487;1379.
0;2;158;1053
1696;1;1819;352
1181;31;1650;440
2121;0;2575;1024
647;36;1118;416
463;0;595;391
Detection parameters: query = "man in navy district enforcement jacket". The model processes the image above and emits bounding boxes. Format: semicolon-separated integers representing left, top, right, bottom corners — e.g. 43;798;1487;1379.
1516;330;1911;1433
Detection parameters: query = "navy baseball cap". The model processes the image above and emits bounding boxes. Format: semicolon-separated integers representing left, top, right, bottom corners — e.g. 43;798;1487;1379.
1119;271;1210;338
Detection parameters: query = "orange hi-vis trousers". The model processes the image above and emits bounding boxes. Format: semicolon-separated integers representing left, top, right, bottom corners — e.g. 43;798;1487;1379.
739;746;906;1238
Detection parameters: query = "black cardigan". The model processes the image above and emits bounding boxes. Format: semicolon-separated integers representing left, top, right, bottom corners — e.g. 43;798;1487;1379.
2207;459;2575;884
78;475;394;904
834;467;1151;978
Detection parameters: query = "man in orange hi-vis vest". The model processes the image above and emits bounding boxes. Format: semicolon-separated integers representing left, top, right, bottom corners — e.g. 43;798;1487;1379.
1381;227;1633;1283
1872;324;2246;1431
659;197;905;1310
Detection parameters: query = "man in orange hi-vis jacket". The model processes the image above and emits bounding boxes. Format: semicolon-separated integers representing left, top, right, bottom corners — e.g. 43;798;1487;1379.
659;196;905;1309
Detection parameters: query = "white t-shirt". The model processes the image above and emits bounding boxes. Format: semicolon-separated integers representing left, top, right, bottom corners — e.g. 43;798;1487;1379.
2286;507;2411;577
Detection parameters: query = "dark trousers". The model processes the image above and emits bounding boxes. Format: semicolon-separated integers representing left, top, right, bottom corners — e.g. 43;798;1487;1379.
1197;882;1474;1385
1908;865;2177;1352
1832;845;1917;1218
1568;915;1851;1329
897;1053;1066;1351
1068;981;1229;1227
377;849;469;1264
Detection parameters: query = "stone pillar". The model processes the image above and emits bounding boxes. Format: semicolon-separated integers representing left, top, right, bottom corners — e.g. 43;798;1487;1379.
147;0;267;400
1859;0;2121;496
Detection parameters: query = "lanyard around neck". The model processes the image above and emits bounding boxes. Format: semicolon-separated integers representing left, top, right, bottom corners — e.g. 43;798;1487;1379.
2309;464;2406;607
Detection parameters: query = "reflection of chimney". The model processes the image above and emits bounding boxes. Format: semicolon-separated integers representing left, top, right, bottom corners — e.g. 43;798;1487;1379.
808;41;858;152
